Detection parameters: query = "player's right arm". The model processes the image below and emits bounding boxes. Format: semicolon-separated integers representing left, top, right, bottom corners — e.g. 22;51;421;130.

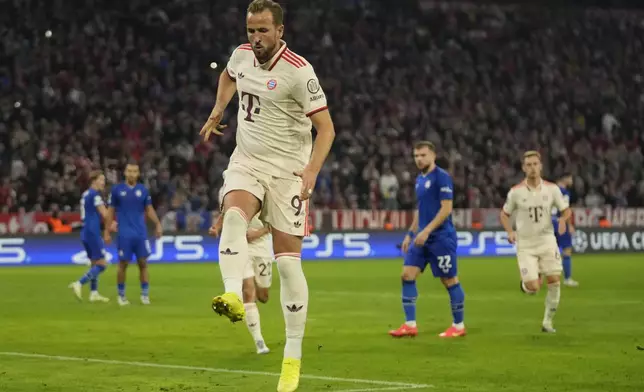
402;210;418;253
200;47;241;141
500;189;516;244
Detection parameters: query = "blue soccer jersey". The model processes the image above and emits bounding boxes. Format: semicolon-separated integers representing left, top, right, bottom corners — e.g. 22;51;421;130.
109;183;152;261
80;188;106;261
405;166;458;277
552;186;572;248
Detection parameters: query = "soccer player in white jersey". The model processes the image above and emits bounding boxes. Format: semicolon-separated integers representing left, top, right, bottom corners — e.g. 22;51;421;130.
211;189;274;355
500;151;572;333
199;1;335;390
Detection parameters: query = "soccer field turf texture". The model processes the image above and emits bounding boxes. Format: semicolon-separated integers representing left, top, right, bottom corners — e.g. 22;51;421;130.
1;255;643;392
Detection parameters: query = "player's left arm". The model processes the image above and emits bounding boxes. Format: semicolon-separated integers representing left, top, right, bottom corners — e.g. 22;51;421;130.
247;224;271;243
105;187;117;233
292;65;335;200
143;190;163;238
420;174;454;235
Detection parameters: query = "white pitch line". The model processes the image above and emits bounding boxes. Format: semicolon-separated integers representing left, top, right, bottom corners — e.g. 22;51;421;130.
336;386;430;392
0;352;432;390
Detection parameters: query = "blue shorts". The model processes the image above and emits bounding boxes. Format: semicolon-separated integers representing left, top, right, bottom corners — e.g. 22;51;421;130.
82;237;105;262
118;237;150;262
404;235;458;278
552;219;573;249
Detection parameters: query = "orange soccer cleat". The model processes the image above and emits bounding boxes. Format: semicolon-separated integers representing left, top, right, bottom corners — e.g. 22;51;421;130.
439;325;467;338
388;323;418;338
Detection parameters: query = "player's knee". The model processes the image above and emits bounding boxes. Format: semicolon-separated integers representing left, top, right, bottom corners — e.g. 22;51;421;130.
222;208;250;236
137;259;148;269
222;191;260;221
256;288;269;303
401;267;419;281
276;256;307;293
562;247;572;257
523;280;540;293
272;231;302;255
118;261;128;270
441;276;459;288
94;259;108;267
545;274;560;284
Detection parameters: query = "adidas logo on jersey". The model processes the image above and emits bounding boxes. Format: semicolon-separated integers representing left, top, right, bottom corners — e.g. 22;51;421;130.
286;304;303;313
220;248;239;255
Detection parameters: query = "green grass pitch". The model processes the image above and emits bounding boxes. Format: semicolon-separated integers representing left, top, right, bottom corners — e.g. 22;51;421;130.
0;254;643;391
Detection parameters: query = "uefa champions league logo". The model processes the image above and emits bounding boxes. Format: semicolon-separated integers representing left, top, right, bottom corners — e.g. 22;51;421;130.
572;230;588;253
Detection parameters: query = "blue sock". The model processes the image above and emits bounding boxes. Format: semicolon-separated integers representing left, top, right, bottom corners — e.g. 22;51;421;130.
90;279;98;292
118;283;126;298
78;265;106;285
141;282;149;297
447;283;465;325
402;280;418;323
562;255;572;280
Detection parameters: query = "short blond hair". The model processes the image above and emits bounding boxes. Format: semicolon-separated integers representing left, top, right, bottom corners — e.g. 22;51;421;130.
414;140;436;152
523;150;541;162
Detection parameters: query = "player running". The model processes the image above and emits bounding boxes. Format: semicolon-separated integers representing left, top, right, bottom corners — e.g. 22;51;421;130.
198;1;335;390
105;162;163;306
389;141;466;339
500;151;572;333
68;170;110;303
551;173;579;287
211;207;274;355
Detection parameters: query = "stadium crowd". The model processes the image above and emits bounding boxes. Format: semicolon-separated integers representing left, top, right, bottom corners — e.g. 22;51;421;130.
2;0;644;221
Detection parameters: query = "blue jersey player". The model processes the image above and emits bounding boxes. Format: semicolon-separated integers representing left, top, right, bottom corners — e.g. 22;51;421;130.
68;171;111;303
552;174;579;287
106;162;163;306
389;141;466;338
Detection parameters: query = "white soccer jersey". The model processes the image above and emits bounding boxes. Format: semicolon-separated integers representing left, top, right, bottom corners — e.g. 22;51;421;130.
226;41;328;179
502;180;569;248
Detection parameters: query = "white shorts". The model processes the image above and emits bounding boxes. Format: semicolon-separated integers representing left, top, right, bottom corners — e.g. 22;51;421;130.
243;256;273;288
221;163;310;236
516;237;562;282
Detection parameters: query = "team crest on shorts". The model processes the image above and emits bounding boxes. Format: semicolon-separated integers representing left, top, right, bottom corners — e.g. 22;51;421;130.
267;79;277;90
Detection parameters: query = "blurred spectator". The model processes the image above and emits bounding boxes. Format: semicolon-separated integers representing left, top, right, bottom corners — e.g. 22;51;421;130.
379;164;399;210
1;0;644;217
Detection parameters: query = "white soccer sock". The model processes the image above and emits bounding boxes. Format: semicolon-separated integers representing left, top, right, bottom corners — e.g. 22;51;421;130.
218;208;249;298
244;302;265;342
543;282;561;326
276;254;308;360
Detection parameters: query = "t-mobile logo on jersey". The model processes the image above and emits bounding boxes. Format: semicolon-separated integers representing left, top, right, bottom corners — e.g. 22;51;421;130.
240;91;260;122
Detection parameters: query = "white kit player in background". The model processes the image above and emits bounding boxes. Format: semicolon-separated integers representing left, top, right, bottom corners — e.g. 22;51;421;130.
500;151;572;333
210;188;274;355
198;1;336;391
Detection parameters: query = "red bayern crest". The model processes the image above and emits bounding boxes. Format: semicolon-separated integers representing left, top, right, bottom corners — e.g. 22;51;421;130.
267;79;277;90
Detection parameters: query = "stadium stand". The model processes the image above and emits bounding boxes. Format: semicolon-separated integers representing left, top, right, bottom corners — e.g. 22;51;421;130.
1;0;643;221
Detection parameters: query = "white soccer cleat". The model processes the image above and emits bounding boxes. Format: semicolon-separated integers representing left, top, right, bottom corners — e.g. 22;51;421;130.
563;279;579;287
89;292;110;303
140;296;151;305
256;340;270;355
68;281;82;301
541;323;557;334
118;296;130;306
